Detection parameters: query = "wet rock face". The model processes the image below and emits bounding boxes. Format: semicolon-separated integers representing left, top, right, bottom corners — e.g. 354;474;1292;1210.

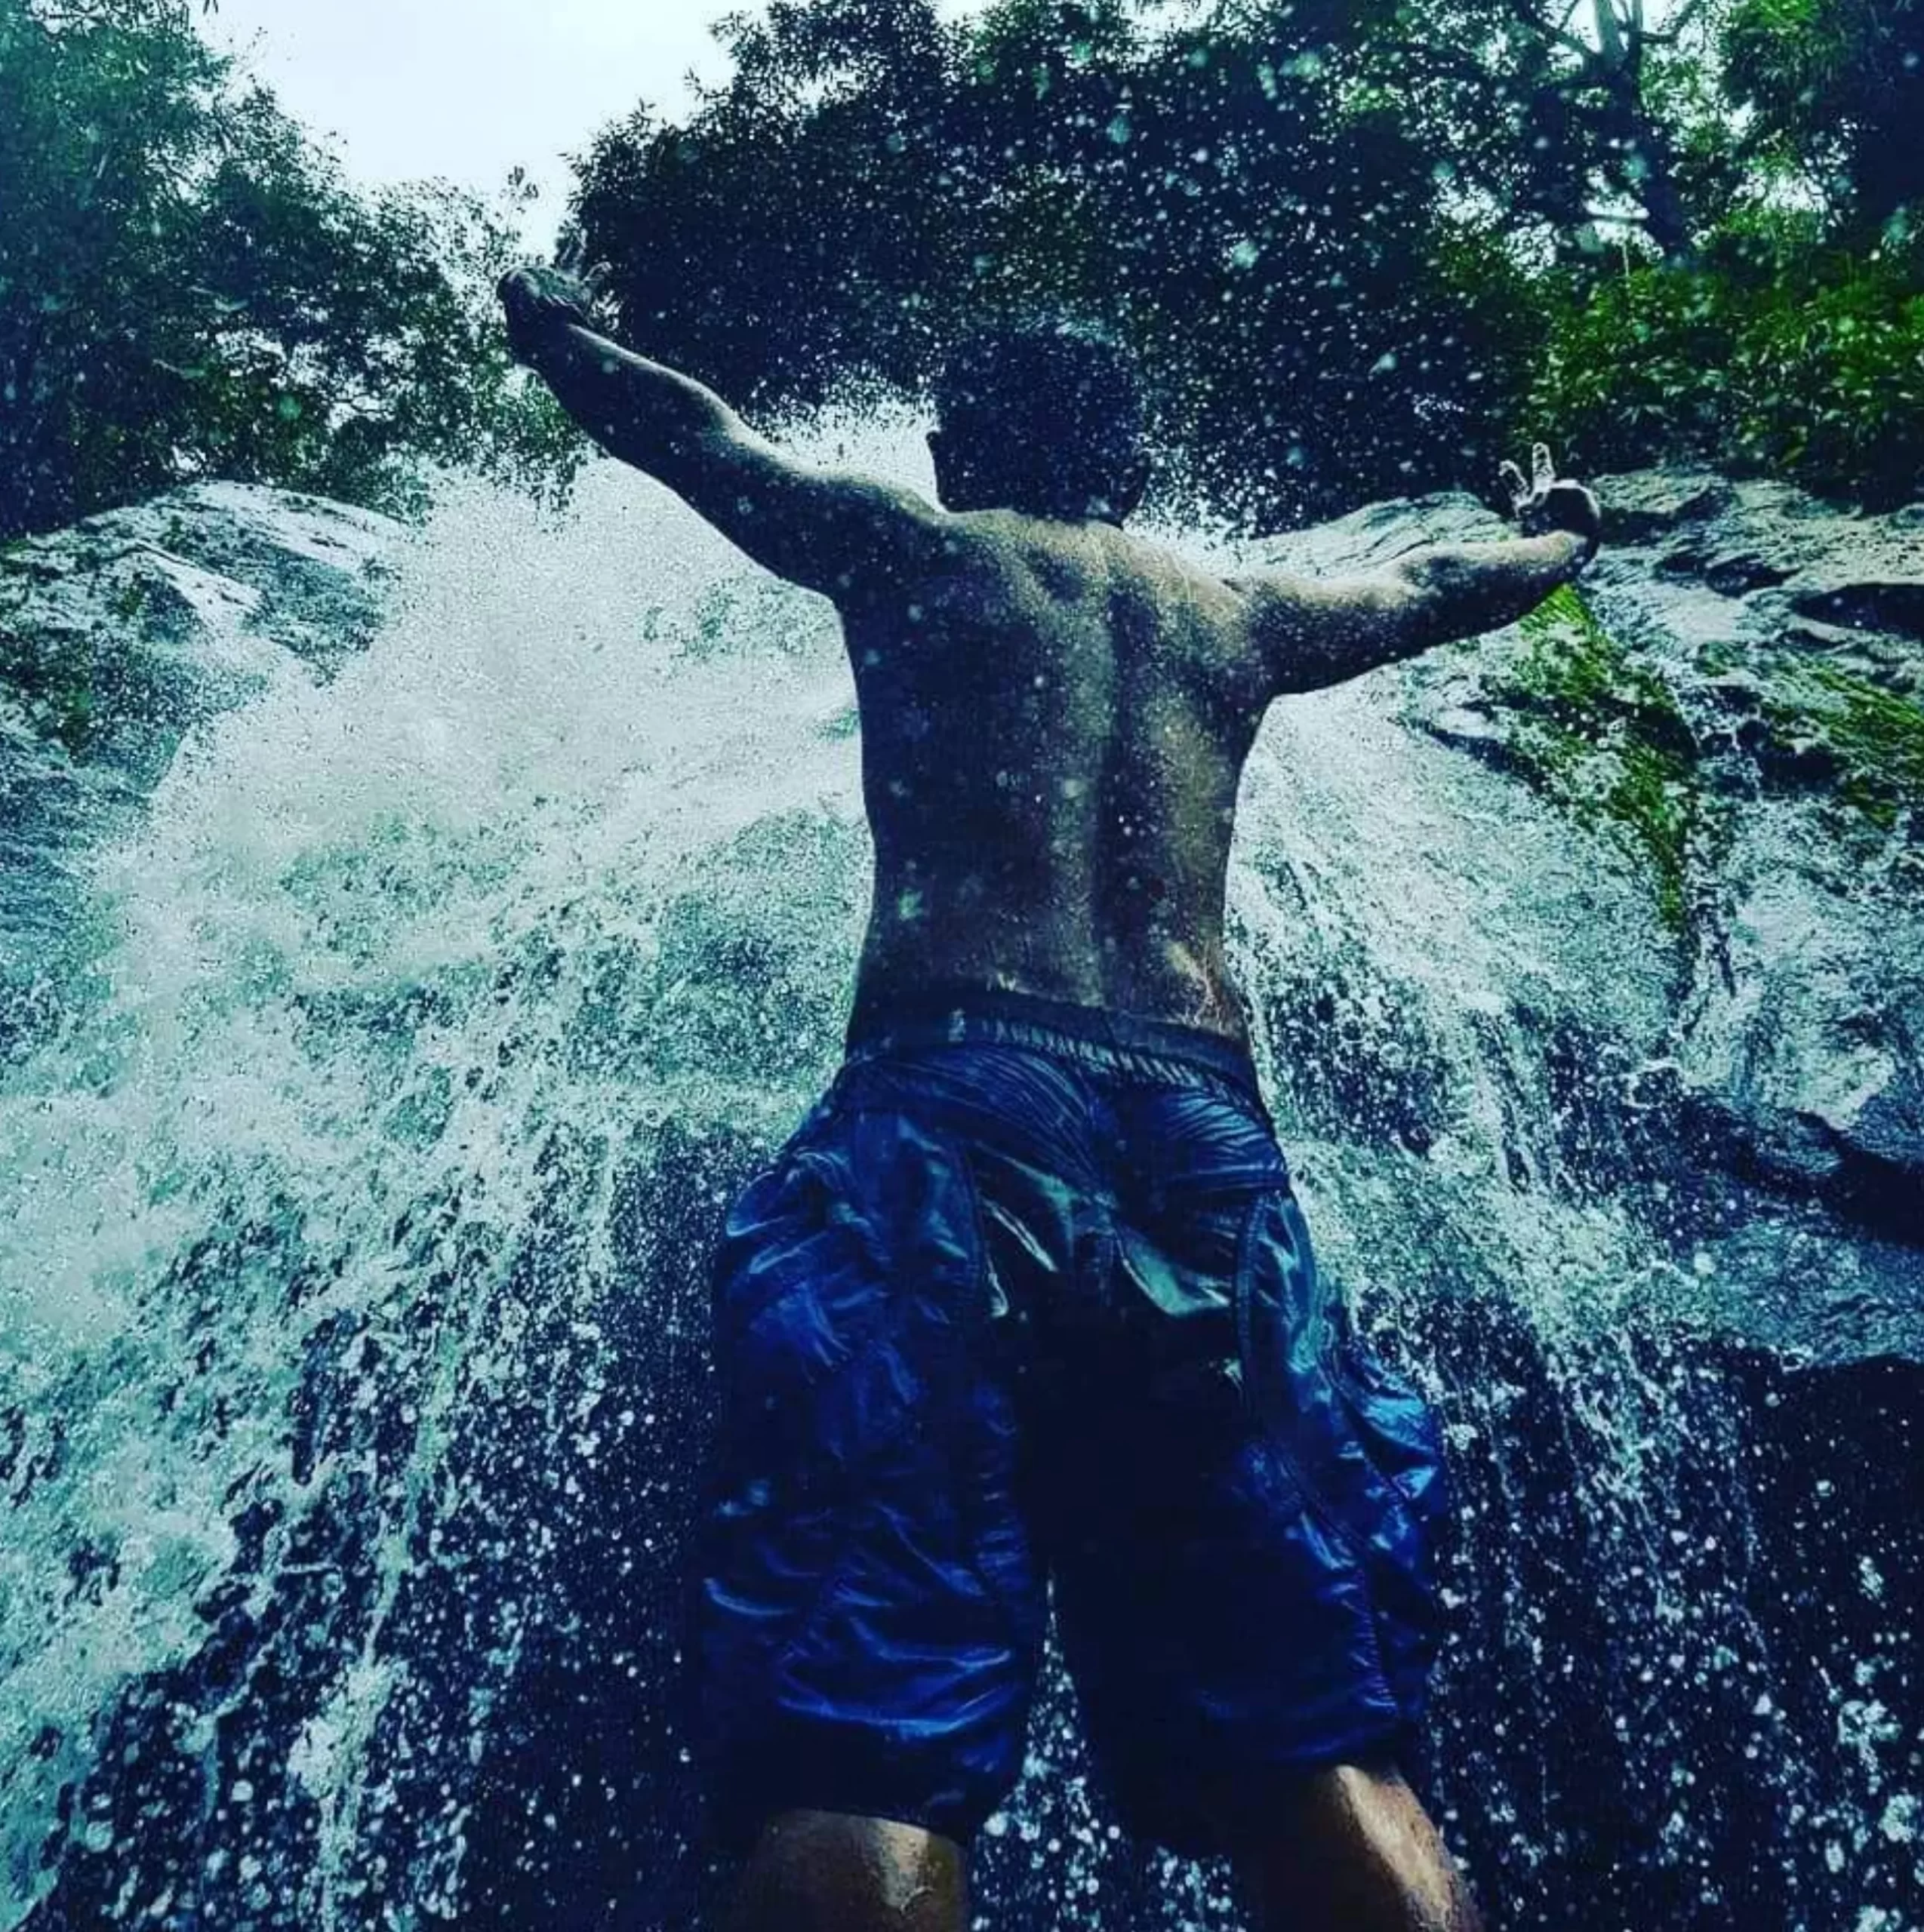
0;481;396;764
1587;473;1924;1244
1259;467;1924;1257
2;471;1920;1931
0;484;399;1053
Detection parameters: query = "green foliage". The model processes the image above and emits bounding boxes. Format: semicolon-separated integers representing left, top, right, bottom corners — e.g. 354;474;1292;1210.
0;0;582;540
1365;0;1736;260
1530;263;1738;472
1723;0;1924;227
8;0;1921;533
1504;585;1705;932
561;0;1919;525
572;0;1541;528
1530;222;1924;502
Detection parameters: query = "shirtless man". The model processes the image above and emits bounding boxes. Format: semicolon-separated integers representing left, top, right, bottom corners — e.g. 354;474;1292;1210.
502;253;1601;1932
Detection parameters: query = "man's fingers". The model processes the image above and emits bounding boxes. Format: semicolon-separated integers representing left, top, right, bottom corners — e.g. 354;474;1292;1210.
1532;442;1556;489
1498;459;1530;509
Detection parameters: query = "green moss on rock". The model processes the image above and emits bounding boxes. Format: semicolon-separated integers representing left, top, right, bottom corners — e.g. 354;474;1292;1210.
1760;663;1924;832
0;621;98;757
1500;583;1706;933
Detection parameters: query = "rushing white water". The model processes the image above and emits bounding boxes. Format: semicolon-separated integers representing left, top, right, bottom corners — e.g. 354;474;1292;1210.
2;438;1916;1930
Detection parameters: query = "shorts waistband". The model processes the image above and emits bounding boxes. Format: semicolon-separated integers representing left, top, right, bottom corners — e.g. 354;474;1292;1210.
844;983;1262;1097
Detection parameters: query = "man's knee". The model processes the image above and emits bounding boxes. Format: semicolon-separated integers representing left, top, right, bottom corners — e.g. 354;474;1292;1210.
725;1809;966;1932
1233;1761;1484;1932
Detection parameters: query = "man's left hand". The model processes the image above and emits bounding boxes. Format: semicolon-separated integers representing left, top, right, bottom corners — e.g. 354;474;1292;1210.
1499;443;1602;566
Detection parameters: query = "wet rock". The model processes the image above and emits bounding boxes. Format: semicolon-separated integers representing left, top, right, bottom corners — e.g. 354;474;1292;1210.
0;484;400;1055
0;481;396;773
1593;468;1737;542
1656;540;1793;595
1789;578;1924;643
1420;1298;1924;1931
2;465;1918;1932
1323;467;1924;1244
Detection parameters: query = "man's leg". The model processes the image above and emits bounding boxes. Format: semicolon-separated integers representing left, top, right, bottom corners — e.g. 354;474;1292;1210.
725;1809;965;1932
697;1091;1045;1932
1232;1761;1484;1932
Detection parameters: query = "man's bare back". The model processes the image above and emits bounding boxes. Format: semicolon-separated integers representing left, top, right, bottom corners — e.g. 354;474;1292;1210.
847;512;1265;1035
502;260;1599;1932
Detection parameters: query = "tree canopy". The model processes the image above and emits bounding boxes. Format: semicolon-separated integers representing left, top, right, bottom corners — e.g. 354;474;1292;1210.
0;0;577;542
5;0;1916;537
571;0;1923;525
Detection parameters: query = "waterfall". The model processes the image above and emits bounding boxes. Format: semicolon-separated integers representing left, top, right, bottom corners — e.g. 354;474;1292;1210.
3;443;1918;1930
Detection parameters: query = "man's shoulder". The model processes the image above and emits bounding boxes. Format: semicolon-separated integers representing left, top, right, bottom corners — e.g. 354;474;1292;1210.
848;506;1065;605
839;506;1253;635
934;510;1228;591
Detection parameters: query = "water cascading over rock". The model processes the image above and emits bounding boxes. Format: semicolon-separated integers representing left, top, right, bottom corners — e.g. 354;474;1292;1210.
1;451;1918;1930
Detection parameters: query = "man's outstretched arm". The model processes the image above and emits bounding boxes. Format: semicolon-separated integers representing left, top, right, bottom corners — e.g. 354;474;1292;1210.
502;263;949;600
1235;448;1602;697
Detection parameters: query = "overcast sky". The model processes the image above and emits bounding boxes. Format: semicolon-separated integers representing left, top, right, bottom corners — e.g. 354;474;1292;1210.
209;1;978;235
209;1;1662;235
208;0;730;225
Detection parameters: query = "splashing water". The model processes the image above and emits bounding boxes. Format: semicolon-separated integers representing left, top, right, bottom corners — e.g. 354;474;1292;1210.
2;435;1917;1930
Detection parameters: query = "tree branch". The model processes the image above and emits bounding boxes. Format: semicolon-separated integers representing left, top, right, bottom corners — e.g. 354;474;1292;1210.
1658;0;1716;35
1593;0;1627;67
1516;0;1597;63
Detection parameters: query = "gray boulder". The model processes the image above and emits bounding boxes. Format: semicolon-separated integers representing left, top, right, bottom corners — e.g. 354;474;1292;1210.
0;484;399;1050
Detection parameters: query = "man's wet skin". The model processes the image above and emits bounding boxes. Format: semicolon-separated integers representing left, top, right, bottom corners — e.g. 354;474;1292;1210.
848;511;1263;1040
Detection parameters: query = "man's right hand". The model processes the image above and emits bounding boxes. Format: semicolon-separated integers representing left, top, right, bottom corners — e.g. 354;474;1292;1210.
499;236;611;367
1499;444;1602;565
1238;443;1611;693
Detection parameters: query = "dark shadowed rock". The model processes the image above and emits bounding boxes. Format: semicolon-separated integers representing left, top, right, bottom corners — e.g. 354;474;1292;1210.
1593;469;1738;543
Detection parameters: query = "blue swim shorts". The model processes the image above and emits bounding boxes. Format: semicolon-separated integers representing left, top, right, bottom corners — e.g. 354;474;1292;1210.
694;987;1448;1858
